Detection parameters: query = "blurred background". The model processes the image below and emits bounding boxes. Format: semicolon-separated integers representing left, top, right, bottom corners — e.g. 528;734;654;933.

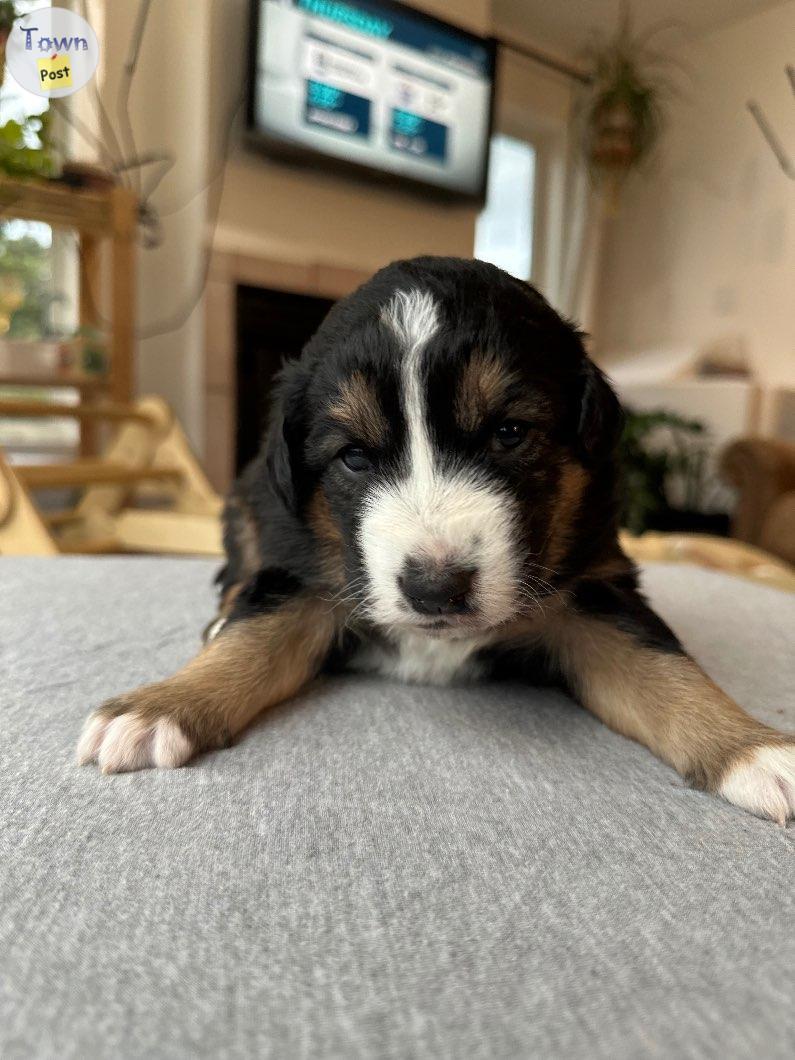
1;0;794;579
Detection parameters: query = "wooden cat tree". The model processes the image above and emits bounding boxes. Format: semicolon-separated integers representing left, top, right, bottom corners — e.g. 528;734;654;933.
0;176;222;556
0;395;222;555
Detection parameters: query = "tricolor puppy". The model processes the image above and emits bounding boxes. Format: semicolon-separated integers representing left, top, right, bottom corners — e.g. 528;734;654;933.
78;257;795;823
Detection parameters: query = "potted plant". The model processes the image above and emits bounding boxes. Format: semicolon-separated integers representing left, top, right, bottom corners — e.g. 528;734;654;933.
0;1;17;85
73;325;107;376
581;3;684;199
619;407;730;537
0;111;58;179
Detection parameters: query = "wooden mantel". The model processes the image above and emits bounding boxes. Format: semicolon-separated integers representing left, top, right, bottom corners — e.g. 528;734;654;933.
203;244;371;492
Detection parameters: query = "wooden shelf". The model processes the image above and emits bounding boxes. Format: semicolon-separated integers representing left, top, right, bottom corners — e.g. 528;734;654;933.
0;373;107;392
0;176;137;445
16;460;182;489
0;398;154;423
0;176;113;234
43;509;83;527
57;537;121;555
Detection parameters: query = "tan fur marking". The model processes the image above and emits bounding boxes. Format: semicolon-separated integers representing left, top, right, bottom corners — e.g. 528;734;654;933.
505;397;547;422
582;550;636;583
209;493;264;634
455;351;520;432
544;462;589;571
89;598;339;764
219;582;243;616
227;495;262;581
307;489;345;590
543;608;788;791
328;372;388;448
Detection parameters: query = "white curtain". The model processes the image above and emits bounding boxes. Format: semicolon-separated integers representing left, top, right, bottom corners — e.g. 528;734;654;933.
555;115;603;330
494;48;603;330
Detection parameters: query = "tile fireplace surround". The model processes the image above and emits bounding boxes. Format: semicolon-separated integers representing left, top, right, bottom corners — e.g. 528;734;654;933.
203;247;370;492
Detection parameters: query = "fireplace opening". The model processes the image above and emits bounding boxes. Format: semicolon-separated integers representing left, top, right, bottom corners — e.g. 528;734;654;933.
235;284;336;473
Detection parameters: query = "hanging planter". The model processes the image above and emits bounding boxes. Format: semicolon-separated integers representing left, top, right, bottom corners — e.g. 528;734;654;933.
588;85;658;172
581;4;684;206
0;1;17;88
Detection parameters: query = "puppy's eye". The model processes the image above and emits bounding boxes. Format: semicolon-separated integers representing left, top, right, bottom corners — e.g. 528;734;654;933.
339;445;373;473
493;420;529;450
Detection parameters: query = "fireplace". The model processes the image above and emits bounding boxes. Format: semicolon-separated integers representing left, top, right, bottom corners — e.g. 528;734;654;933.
235;284;335;473
203;248;370;492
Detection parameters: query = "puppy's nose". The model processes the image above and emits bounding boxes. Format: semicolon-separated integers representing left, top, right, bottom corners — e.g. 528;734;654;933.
398;561;476;617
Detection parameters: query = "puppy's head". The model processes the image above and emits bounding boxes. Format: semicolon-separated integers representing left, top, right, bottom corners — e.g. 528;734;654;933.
270;257;623;637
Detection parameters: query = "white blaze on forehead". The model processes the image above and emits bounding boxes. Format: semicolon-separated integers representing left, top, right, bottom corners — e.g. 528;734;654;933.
381;288;439;488
381;287;440;359
359;288;520;634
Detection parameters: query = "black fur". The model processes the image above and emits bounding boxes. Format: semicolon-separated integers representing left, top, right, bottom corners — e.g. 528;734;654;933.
572;573;685;655
229;568;304;621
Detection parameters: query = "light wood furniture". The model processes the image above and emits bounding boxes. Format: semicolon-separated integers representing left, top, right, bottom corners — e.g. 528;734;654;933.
720;437;795;567
0;396;222;556
621;531;795;594
0;175;137;454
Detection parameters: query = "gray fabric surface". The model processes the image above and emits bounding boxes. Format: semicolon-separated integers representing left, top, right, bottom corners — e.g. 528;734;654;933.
0;557;793;1060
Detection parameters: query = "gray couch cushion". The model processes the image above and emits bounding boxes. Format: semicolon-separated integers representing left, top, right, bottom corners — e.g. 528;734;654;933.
1;557;793;1059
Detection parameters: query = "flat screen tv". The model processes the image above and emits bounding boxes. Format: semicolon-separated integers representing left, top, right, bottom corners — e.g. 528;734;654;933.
246;0;496;202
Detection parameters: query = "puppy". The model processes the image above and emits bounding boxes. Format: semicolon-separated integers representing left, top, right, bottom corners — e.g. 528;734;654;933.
78;257;795;823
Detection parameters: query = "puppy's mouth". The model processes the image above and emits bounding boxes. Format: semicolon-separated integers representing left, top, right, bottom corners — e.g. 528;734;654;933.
401;614;490;639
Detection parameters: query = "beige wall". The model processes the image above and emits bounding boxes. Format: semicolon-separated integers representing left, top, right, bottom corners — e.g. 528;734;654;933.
594;1;795;386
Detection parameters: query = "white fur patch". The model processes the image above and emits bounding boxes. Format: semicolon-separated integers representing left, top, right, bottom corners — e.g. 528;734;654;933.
77;709;193;773
382;289;439;497
719;744;795;824
205;616;227;643
351;629;489;685
362;289;520;630
381;287;440;369
76;713;108;766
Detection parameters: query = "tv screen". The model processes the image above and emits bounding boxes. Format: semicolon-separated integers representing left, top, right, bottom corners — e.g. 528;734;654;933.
247;0;496;200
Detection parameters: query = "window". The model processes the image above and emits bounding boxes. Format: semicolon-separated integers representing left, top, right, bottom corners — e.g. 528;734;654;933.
0;1;78;458
474;134;535;281
0;219;55;340
0;216;77;458
0;3;50;126
0;0;58;348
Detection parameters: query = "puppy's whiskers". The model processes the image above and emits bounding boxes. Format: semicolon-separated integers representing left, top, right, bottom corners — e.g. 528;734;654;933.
321;575;368;607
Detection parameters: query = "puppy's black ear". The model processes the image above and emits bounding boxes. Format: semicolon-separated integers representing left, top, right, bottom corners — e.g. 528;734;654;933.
577;357;624;462
266;360;308;513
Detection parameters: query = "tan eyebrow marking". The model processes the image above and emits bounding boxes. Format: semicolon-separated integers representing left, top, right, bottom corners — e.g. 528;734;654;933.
455;350;519;432
327;371;389;448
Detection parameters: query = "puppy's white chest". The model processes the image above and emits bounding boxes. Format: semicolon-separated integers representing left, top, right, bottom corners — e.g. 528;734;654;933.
351;630;487;686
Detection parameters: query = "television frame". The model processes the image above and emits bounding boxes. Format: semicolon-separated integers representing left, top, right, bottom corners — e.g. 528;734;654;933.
245;0;498;205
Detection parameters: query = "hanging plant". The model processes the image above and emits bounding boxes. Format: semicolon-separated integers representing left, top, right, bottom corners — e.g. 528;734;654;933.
0;1;17;87
581;3;686;195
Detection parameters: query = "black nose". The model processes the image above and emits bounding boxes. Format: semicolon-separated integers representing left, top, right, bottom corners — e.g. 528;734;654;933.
398;562;476;617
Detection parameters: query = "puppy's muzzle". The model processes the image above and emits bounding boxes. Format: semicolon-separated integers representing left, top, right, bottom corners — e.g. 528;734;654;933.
398;559;476;617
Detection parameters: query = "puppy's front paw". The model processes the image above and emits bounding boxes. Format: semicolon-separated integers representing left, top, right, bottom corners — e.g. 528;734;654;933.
719;744;795;824
77;689;200;774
